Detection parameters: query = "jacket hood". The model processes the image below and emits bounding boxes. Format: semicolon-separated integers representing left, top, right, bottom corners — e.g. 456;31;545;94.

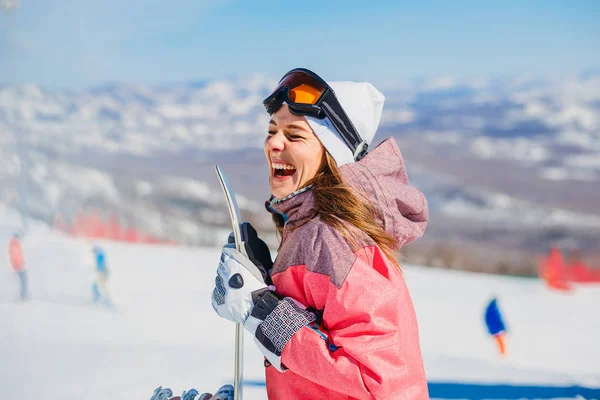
266;137;428;249
339;137;428;248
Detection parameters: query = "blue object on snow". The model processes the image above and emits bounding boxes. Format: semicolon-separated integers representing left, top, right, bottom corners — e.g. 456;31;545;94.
243;380;600;399
484;298;506;336
92;246;108;275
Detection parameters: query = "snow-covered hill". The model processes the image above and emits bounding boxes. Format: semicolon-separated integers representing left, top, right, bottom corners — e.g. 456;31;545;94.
0;221;599;399
0;77;274;155
0;148;266;246
1;73;599;251
2;73;599;180
382;73;600;183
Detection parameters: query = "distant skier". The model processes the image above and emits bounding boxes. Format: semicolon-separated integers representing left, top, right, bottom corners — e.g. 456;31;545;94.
8;232;29;301
91;245;112;307
484;297;507;356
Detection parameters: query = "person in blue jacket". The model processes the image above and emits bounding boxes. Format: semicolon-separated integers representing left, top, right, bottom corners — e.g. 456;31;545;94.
484;297;507;355
91;245;112;307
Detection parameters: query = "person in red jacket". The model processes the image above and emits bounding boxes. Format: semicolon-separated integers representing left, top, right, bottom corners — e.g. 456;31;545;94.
211;68;429;399
8;232;29;301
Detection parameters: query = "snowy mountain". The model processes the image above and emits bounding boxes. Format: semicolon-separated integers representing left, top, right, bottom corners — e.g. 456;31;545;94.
1;72;599;254
381;72;600;184
0;146;267;246
2;73;599;174
0;77;275;155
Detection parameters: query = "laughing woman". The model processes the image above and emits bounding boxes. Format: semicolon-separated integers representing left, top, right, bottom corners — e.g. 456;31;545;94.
212;68;429;400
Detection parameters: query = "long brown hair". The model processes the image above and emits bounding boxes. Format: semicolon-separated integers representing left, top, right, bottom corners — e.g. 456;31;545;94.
273;151;400;268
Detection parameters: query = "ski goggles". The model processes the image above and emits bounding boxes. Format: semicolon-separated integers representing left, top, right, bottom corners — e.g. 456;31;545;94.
263;68;368;161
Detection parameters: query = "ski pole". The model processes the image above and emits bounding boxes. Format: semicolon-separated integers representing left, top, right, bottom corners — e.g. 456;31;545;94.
215;166;245;400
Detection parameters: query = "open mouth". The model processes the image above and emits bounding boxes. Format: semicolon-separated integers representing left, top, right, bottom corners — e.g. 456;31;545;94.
272;162;296;178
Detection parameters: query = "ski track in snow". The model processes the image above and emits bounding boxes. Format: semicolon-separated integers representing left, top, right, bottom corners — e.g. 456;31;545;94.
1;218;599;399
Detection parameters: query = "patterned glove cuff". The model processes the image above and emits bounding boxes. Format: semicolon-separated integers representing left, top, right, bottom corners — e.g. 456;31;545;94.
257;297;316;356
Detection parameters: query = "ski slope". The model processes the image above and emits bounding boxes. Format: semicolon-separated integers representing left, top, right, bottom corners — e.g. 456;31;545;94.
1;213;599;399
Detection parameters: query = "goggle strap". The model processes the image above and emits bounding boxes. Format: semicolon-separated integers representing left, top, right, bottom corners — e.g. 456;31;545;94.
322;102;356;149
353;141;369;161
321;94;366;160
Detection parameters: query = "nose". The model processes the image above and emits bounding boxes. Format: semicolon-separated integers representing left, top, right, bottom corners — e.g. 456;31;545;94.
266;131;286;152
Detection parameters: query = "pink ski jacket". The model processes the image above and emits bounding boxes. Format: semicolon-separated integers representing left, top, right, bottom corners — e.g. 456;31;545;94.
264;137;429;400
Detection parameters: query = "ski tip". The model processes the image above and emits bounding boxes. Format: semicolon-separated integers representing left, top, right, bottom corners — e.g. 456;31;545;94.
215;165;226;181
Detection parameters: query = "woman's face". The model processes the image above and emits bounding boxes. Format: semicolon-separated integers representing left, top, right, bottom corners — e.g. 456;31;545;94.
264;104;324;199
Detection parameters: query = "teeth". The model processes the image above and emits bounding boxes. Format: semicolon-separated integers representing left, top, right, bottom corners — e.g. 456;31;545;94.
272;162;296;170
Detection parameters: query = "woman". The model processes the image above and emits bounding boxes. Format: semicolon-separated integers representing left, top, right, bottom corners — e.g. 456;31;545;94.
212;68;429;399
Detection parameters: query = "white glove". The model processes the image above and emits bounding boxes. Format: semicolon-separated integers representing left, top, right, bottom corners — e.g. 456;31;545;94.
211;244;316;372
212;245;272;324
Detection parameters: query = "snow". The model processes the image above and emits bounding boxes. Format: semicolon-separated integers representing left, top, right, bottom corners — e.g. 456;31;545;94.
422;76;458;91
409;267;600;386
556;130;600;151
53;163;121;203
540;167;598;183
470;137;550;164
565;154;600;169
1;213;599;399
553;105;597;131
381;109;416;125
423;131;465;145
438;190;600;230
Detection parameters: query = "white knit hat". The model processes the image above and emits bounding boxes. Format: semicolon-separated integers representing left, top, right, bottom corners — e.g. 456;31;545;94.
304;81;385;167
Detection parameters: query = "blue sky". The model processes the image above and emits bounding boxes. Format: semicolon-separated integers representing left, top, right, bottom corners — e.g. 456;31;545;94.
1;0;599;89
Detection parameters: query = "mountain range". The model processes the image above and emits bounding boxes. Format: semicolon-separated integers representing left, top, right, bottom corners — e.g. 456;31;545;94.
1;72;599;270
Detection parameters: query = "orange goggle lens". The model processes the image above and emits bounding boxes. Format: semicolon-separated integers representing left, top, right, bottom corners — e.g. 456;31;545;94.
289;83;322;104
273;72;326;105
